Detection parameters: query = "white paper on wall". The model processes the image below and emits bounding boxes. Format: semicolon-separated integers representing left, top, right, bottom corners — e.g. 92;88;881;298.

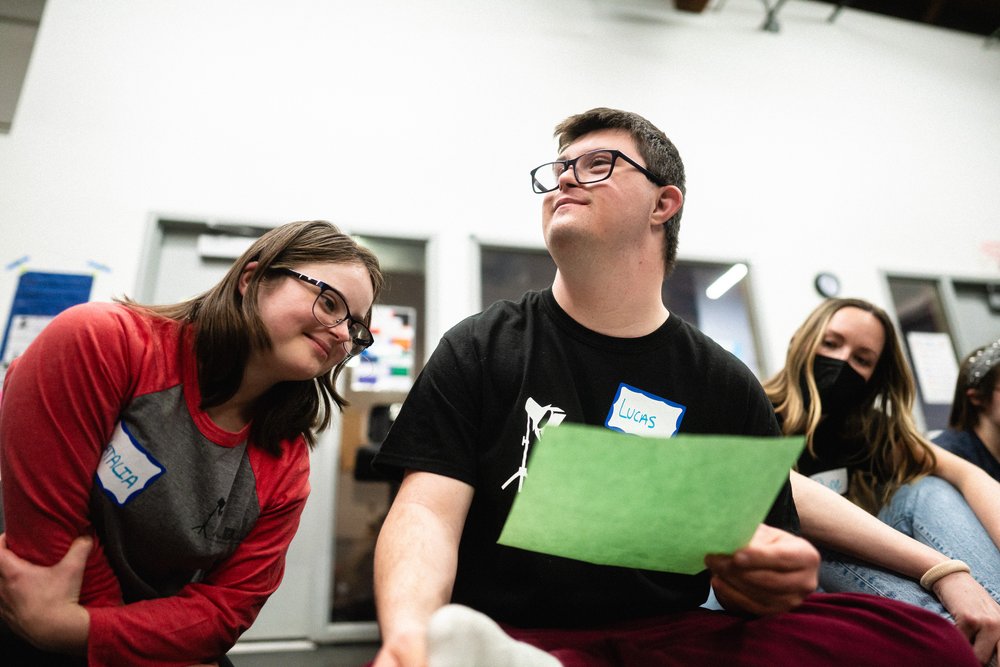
906;331;959;405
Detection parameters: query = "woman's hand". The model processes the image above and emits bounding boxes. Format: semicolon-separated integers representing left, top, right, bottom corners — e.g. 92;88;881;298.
0;533;91;654
934;571;1000;665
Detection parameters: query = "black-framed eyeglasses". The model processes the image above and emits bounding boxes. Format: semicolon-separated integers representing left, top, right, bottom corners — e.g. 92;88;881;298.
530;148;666;194
276;268;374;357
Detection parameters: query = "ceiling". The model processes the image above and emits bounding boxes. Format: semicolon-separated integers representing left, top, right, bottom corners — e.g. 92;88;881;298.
814;0;1000;36
1;0;996;37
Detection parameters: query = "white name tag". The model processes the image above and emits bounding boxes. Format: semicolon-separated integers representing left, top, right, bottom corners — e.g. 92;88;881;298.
95;422;165;505
810;467;849;495
605;383;686;438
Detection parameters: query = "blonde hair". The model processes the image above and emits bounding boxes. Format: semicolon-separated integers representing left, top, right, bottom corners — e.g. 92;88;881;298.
762;298;936;514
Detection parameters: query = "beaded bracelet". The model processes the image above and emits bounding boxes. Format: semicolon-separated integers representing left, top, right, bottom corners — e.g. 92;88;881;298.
919;559;971;591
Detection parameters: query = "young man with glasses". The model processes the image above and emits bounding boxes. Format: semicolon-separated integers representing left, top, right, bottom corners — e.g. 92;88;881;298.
371;109;977;666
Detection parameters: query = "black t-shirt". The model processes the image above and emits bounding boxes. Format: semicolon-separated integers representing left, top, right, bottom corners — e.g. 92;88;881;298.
795;417;872;478
375;289;796;628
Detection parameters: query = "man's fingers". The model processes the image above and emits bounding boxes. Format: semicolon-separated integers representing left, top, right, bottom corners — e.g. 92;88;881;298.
710;574;787;617
734;540;820;572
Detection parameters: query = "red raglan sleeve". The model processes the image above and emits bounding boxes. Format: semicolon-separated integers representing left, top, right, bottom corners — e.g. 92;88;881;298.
86;443;310;666
2;303;311;666
0;303;139;608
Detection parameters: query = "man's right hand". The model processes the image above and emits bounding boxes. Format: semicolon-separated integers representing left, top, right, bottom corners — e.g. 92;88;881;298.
373;472;474;667
372;620;429;667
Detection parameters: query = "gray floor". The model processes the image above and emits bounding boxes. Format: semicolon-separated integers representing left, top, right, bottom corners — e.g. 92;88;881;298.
229;643;379;667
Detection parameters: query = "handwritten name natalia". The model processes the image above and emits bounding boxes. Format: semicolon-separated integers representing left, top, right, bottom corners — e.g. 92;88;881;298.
101;443;140;488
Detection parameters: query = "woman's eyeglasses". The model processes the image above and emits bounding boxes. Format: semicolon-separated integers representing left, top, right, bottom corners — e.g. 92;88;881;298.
276;268;374;357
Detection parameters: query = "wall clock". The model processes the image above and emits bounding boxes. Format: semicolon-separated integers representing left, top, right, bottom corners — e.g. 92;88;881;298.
814;272;841;298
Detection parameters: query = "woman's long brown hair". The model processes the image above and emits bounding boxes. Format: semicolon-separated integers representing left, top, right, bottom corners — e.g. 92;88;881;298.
121;220;384;456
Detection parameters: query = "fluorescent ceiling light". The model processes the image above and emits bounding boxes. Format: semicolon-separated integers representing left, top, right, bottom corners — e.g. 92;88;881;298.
705;263;748;300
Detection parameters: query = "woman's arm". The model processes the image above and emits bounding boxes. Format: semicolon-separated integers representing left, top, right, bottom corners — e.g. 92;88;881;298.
0;449;309;666
0;305;310;665
791;471;1000;663
930;444;1000;549
0;305;136;606
792;470;942;577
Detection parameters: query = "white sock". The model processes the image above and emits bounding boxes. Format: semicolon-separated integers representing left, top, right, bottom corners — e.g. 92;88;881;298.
426;604;562;667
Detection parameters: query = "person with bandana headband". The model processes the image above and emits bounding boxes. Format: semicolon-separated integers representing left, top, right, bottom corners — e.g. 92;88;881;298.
934;339;1000;482
763;298;1000;665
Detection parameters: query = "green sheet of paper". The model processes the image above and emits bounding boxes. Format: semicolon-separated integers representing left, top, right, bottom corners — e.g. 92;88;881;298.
497;423;804;574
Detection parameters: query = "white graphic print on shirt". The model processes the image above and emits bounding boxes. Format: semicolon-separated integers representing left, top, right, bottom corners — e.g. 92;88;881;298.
501;397;566;493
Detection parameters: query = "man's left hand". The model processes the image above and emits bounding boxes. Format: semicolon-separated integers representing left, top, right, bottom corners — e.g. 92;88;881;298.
704;523;819;616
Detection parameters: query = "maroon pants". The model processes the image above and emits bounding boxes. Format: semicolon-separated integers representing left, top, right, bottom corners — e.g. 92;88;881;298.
502;593;977;666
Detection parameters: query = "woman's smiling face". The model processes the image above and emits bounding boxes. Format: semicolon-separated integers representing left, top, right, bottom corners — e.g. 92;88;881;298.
245;260;375;383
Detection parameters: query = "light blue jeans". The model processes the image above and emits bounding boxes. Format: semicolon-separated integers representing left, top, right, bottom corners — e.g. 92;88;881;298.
818;475;1000;619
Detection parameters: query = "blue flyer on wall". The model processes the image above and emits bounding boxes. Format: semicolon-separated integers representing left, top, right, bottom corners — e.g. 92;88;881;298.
1;271;94;370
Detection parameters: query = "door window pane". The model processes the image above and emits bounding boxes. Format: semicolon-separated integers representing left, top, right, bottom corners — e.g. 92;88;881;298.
480;245;556;307
331;236;426;624
663;262;761;378
951;281;1000;353
886;276;956;432
479;247;762;377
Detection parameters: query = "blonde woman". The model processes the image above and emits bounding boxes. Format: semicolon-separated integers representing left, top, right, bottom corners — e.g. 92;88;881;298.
765;298;1000;664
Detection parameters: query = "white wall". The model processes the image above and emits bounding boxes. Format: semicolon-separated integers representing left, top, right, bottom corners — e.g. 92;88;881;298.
1;0;999;375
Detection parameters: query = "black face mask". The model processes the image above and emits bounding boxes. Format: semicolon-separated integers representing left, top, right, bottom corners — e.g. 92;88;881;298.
801;355;868;416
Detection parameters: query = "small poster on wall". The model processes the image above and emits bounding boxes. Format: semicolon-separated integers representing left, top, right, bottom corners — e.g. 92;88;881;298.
906;331;959;405
351;304;416;393
1;271;94;373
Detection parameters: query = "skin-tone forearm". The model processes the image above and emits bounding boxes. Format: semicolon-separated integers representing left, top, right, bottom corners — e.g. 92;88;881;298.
790;471;945;578
931;445;1000;550
373;472;474;667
